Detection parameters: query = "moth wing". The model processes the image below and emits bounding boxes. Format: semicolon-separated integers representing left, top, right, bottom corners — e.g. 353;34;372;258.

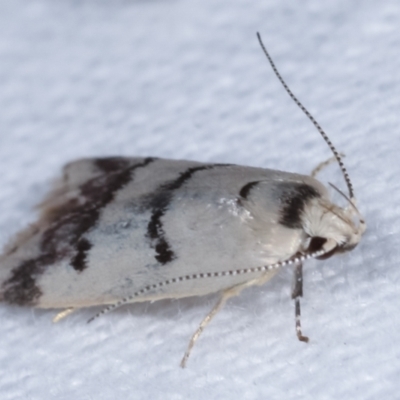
0;157;319;309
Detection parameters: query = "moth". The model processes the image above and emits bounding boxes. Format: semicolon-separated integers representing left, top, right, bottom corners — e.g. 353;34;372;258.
0;33;365;367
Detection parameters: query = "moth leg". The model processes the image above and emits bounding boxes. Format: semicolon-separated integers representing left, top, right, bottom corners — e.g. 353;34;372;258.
52;308;76;323
311;153;345;178
292;263;309;343
180;288;239;368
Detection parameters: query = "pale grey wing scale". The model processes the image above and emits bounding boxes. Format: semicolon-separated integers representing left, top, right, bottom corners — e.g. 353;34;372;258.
0;157;327;308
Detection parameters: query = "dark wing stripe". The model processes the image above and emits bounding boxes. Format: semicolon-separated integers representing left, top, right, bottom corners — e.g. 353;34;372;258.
1;255;50;305
94;157;133;173
278;183;320;229
1;157;156;306
70;238;92;272
239;181;260;199
145;164;230;265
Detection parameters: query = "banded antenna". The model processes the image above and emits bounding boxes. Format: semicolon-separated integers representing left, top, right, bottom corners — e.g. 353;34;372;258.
256;32;354;199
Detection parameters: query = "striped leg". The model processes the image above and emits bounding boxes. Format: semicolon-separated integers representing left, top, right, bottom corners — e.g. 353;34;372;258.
292;263;309;342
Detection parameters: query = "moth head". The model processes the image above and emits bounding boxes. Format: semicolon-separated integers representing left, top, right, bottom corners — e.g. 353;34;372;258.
302;195;366;260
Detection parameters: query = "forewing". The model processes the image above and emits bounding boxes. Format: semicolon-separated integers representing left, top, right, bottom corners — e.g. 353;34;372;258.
0;157;315;308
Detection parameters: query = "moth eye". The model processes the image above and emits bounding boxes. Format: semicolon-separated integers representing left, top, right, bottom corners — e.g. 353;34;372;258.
308;236;338;260
308;236;327;253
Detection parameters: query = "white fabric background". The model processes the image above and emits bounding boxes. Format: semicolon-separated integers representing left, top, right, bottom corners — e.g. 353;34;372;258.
0;1;398;399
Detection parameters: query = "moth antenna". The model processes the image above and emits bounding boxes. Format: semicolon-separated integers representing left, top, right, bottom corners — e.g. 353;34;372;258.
87;248;327;323
328;182;356;208
328;182;366;231
256;32;354;199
